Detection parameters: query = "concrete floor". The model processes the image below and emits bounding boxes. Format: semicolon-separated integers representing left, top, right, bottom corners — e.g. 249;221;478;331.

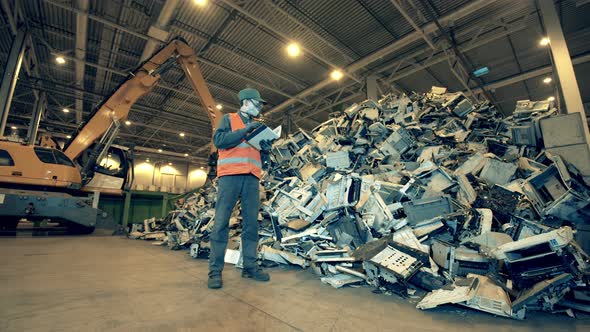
0;236;588;332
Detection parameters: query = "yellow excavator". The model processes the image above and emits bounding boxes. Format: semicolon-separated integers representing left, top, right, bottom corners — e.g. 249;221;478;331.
0;37;221;234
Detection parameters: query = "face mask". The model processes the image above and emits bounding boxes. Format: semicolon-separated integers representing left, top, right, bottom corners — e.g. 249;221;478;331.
240;99;262;118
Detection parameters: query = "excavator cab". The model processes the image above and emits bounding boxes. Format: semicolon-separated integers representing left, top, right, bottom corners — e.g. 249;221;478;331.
81;144;132;194
0;141;81;189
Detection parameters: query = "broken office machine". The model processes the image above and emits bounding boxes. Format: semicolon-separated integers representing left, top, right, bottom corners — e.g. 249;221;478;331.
130;87;590;319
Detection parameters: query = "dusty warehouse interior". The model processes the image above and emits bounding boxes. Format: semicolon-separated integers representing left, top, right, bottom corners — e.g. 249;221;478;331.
2;0;590;331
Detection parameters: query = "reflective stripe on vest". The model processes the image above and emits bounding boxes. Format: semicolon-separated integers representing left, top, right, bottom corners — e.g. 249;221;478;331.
217;113;262;179
217;157;262;168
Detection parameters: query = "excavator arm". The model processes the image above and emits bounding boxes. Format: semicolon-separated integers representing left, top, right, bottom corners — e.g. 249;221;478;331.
63;37;221;162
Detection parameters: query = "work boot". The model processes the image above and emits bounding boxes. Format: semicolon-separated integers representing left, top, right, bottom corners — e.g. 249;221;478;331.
241;267;270;282
208;273;222;289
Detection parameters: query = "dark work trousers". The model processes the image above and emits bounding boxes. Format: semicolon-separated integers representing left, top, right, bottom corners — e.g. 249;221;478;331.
209;174;260;276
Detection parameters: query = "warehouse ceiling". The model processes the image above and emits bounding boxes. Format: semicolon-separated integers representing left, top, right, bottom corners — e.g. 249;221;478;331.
1;0;590;162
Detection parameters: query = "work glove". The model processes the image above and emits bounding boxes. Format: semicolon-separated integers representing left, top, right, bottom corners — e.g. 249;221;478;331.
245;121;263;133
259;139;274;153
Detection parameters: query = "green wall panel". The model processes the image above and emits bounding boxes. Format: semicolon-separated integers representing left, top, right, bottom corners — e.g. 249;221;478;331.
98;191;172;225
129;198;163;224
98;196;124;225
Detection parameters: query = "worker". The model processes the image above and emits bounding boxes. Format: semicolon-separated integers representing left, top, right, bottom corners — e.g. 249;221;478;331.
208;88;274;289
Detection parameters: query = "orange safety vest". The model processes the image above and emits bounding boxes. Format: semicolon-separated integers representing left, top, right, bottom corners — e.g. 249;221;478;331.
217;113;262;179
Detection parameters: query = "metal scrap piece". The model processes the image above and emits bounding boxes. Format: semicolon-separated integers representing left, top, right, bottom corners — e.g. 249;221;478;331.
456;174;477;205
368;245;423;280
522;157;590;221
454;153;486;176
335;265;368;280
402;195;454;224
320;274;365;288
325;151;351;169
259;245;307;268
285;219;311;231
460;274;522;319
512;274;574;313
492;226;574;262
416;277;478;310
479;159;518;185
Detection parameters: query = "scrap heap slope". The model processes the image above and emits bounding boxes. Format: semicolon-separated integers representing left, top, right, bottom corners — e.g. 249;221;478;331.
131;87;590;319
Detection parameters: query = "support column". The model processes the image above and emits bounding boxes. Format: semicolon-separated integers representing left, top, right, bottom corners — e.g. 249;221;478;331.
538;0;590;186
75;0;89;124
161;193;168;218
122;191;132;227
0;27;28;135
27;91;46;145
285;108;293;136
92;191;101;209
538;0;590;142
366;75;378;101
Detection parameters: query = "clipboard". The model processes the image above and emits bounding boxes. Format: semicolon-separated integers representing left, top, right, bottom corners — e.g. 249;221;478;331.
244;124;282;150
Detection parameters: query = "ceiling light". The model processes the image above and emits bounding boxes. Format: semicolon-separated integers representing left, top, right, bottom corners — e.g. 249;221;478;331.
193;0;207;6
179;132;185;137
124;120;131;126
539;37;550;46
158;149;163;153
66;135;72;139
330;70;343;81
472;67;489;77
145;159;150;162
62;108;70;113
216;104;223;110
107;153;112;158
547;96;555;102
10;126;17;130
184;153;189;157
55;56;66;64
168;162;173;166
286;43;301;57
200;166;204;169
543;77;552;84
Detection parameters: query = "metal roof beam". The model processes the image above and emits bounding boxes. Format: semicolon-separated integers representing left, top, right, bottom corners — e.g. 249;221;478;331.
265;0;498;117
7;110;203;144
46;51;239;111
1;0;40;85
266;52;590;129
389;0;436;50
92;0;132;96
9;97;211;143
217;0;361;83
1;0;42;102
197;57;310;104
287;10;533;125
139;0;179;62
379;12;531;87
171;21;309;89
418;0;496;104
16;78;216;132
262;0;356;62
298;87;365;122
43;0;281;105
44;0;152;41
0;26;27;135
472;52;590;94
198;9;237;56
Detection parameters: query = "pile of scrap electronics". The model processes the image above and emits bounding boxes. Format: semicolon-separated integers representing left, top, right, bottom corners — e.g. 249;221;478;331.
130;87;590;319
